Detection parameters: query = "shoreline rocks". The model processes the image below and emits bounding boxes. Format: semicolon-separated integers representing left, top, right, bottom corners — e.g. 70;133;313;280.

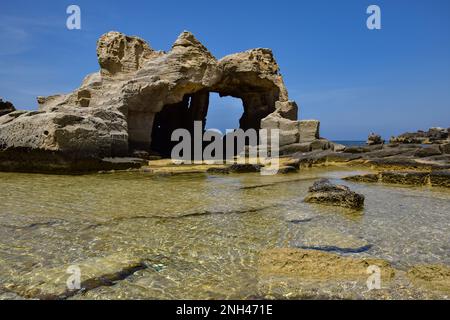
344;169;450;188
304;179;365;210
0;98;15;117
390;127;449;145
367;133;384;146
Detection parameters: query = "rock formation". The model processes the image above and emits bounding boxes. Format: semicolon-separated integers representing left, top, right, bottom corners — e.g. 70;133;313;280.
367;133;384;146
0;98;15;117
0;31;327;172
304;179;365;210
390;127;449;145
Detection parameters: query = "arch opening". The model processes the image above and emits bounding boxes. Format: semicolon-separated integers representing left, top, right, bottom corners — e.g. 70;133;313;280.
127;87;277;159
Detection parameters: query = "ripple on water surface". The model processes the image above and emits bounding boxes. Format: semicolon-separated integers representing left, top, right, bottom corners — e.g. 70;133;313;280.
0;168;449;299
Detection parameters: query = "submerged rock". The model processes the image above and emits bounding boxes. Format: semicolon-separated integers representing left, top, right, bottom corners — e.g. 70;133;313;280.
304;179;365;210
259;248;395;282
294;226;372;254
407;264;450;294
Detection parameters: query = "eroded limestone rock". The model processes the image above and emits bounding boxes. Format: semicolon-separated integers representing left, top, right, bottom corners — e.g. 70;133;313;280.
304;179;365;210
0;31;305;172
367;133;384;146
299;120;320;143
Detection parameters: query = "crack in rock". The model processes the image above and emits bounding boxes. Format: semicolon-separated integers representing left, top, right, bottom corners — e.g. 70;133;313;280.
296;244;373;254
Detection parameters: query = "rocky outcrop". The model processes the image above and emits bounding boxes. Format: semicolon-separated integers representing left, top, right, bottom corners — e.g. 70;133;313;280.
0;98;15;117
390;127;449;145
381;171;430;186
304;179;365;210
299;120;320;143
367;133;384;146
344;173;380;183
0;31;309;172
344;170;450;188
429;170;450;188
260;113;332;153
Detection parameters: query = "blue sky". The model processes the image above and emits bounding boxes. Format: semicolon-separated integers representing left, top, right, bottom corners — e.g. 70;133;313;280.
0;0;449;140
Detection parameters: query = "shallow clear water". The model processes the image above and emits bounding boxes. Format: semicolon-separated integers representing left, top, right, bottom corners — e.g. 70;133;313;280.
0;167;449;299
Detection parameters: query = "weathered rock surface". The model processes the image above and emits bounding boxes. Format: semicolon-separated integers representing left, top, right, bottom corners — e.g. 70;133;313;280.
304;179;365;210
441;143;450;154
344;173;380;183
229;163;263;173
298;120;320;143
0;98;15;116
277;166;298;174
0;31;305;172
407;264;450;294
367;133;384;146
390;127;449;145
344;170;450;188
430;170;450;188
414;145;442;158
381;171;430;186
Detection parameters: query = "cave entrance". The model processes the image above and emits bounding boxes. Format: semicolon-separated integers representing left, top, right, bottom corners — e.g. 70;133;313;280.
150;91;248;158
148;89;273;159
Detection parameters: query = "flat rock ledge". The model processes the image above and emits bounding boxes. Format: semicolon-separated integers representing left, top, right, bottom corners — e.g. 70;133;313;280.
304;179;365;210
344;170;450;188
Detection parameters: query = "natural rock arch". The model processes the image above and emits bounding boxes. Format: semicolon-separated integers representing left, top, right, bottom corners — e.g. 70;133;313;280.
0;30;328;172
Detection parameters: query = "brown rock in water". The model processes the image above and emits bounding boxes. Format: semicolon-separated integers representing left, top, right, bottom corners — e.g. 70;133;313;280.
259;248;395;282
380;171;430;186
277;166;298;174
304;179;365;210
0;98;15;117
344;173;380;183
229;163;262;173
